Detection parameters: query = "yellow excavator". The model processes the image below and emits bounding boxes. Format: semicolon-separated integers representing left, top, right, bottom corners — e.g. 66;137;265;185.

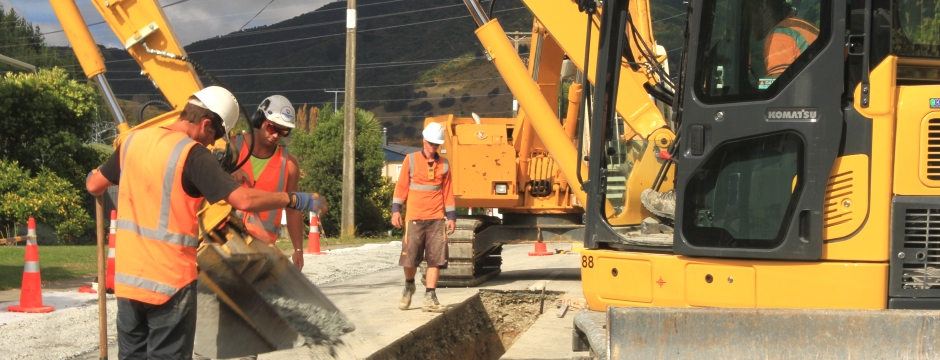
425;0;674;287
50;1;350;358
454;0;940;356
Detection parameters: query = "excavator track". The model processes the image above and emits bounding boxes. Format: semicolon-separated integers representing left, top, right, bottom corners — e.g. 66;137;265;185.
421;216;502;287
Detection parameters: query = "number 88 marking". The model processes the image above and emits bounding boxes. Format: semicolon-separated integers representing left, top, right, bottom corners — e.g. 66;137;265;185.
581;255;594;268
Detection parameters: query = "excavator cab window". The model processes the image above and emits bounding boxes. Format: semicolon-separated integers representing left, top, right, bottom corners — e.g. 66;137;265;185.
695;0;828;102
683;133;803;248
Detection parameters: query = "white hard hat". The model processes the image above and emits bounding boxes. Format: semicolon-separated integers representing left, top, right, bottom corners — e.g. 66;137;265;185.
257;95;296;129
192;86;239;132
423;122;445;144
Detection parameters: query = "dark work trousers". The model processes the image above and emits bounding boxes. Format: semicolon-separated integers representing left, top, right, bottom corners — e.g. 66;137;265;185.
117;281;197;360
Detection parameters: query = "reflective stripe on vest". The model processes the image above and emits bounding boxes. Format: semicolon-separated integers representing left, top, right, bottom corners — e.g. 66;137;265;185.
115;273;177;298
773;27;809;52
234;135;288;239
115;128;201;305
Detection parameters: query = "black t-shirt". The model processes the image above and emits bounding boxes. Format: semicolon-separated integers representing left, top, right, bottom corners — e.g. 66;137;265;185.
99;144;240;203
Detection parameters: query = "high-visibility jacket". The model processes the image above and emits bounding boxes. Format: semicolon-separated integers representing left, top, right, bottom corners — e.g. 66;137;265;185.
764;16;819;77
393;151;456;221
115;128;202;305
234;135;288;243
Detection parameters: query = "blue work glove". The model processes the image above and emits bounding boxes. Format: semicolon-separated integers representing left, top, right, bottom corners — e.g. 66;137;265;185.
288;192;329;215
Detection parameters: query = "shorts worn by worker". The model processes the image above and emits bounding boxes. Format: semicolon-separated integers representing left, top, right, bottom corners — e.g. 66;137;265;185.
118;281;197;360
399;219;448;268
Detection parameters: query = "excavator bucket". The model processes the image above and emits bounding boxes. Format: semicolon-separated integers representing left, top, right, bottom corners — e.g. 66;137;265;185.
193;209;353;358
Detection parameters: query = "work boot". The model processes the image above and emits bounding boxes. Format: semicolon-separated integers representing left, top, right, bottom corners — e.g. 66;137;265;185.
399;282;416;310
422;291;446;313
641;188;676;220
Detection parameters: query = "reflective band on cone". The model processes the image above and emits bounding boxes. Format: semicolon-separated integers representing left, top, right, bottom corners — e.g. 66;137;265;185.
305;212;326;255
8;217;54;313
106;210;116;293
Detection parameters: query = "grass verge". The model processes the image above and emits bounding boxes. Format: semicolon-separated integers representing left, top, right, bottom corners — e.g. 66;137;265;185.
0;236;398;290
0;245;99;290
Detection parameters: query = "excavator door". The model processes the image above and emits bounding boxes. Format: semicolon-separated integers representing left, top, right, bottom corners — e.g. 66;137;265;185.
673;0;845;260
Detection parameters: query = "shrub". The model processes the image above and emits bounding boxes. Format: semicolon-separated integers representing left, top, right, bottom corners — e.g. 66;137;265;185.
438;97;456;108
0;160;92;244
487;87;500;98
409;101;432;113
0;68;102;190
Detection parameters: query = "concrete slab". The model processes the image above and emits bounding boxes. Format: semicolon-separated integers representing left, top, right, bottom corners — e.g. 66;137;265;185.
0;275;96;303
260;243;585;359
501;302;581;359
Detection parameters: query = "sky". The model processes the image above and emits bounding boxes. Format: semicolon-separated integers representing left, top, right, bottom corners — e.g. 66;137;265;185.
0;0;336;48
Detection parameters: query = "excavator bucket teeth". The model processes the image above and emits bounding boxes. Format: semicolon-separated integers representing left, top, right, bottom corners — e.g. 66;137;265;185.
194;216;353;359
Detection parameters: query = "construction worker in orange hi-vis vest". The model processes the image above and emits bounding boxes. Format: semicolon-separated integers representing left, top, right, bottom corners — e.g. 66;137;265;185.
231;95;305;270
85;86;328;360
748;0;820;78
391;122;456;313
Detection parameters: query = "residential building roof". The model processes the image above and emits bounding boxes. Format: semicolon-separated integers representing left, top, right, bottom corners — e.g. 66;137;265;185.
383;144;421;161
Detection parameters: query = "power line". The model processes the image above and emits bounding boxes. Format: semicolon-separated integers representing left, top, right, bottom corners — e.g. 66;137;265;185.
8;3;525;64
237;0;276;32
113;76;505;95
185;6;525;55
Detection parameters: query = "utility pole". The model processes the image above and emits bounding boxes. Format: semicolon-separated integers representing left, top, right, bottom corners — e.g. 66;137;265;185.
324;90;344;110
341;0;357;238
505;32;529;118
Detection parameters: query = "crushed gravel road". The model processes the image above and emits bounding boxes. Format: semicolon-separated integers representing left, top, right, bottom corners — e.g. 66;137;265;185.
0;241;403;360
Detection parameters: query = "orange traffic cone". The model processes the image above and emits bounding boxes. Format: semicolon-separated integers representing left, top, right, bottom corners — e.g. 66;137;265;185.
528;241;554;256
106;210;116;293
305;212;326;255
8;218;54;313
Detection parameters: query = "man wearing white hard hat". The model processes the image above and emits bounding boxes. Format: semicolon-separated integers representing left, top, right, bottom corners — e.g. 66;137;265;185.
391;122;456;312
230;95;306;270
85;86;328;359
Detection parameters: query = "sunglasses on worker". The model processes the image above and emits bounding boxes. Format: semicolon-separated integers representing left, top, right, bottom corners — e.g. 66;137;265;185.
264;121;291;137
208;117;225;141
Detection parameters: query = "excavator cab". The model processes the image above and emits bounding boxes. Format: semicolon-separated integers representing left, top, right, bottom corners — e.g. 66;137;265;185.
573;0;940;356
583;0;940;309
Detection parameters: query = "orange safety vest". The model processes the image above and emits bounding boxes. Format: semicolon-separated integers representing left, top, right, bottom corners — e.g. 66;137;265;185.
392;152;456;221
764;17;820;77
233;135;288;243
115;128;202;305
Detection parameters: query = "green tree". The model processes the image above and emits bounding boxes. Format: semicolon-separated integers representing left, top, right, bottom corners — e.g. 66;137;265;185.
0;160;93;244
290;104;391;237
0;68;104;189
0;6;80;76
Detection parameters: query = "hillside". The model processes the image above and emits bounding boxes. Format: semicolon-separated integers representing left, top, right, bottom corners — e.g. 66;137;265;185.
94;0;686;143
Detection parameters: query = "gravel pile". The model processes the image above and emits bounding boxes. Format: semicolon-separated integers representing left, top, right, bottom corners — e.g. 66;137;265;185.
0;241;402;360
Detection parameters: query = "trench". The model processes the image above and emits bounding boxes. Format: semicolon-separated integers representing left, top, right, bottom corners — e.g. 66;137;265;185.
367;289;564;360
